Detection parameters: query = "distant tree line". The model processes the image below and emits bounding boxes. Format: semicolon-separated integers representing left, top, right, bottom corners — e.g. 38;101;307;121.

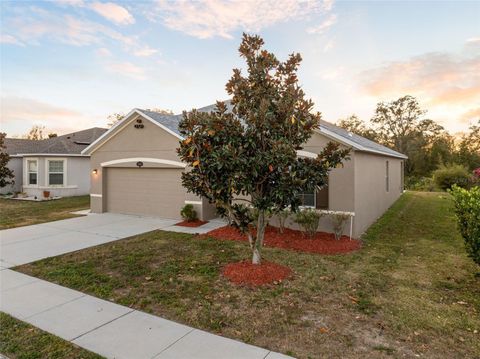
337;95;480;188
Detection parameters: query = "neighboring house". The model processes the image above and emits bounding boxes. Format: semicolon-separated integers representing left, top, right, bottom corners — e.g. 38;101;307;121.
2;128;107;198
82;104;407;238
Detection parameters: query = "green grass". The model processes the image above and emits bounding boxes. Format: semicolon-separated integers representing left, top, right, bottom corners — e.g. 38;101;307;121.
0;312;104;359
16;192;480;358
0;195;89;229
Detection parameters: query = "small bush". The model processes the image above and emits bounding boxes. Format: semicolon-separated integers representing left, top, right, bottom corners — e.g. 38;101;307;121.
406;176;438;192
276;209;290;234
449;185;480;266
433;164;470;190
329;212;351;240
180;204;198;222
294;208;323;237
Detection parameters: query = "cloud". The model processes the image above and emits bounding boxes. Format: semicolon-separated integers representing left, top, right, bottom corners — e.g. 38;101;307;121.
359;49;480;132
307;14;337;35
0;34;24;46
106;62;146;80
460;107;480;123
89;2;135;25
149;0;333;39
3;9;156;56
0;96;96;135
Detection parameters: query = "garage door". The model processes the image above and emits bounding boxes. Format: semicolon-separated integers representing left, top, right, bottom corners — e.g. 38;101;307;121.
106;167;185;219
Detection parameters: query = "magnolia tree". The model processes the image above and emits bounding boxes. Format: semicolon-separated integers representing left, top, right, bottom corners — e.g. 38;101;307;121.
0;133;14;189
177;34;349;264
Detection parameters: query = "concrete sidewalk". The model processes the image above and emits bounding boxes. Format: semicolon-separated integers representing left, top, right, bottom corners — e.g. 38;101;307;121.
0;269;290;359
0;213;225;268
0;214;291;358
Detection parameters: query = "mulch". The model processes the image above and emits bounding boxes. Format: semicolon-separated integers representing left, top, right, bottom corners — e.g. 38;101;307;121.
222;260;292;287
204;225;361;255
175;220;208;227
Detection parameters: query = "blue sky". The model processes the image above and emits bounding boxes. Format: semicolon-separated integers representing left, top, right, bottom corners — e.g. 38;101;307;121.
1;0;479;136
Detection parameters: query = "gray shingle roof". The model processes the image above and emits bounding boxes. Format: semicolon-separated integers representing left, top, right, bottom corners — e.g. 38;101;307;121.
5;127;108;156
137;103;407;159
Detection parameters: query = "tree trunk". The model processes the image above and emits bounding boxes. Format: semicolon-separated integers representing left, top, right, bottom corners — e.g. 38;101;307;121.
252;210;266;264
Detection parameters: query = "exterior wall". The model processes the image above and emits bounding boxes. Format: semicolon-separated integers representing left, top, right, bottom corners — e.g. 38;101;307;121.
21;156;91;198
90;115;206;219
0;157;22;194
353;152;403;237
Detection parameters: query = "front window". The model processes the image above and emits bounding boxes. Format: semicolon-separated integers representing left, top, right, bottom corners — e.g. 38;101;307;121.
48;160;64;185
298;190;315;207
27;160;37;185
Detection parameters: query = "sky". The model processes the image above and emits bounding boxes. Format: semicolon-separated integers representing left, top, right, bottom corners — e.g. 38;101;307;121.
0;0;479;137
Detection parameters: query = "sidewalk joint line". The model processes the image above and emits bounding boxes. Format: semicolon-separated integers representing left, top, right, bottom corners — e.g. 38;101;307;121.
70;308;135;342
24;294;86;320
151;328;196;358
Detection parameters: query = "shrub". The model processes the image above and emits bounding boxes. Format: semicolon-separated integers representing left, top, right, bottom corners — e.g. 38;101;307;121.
329;212;351;240
406;176;438;192
276;209;290;234
293;208;323;238
433;164;470;190
449;185;480;266
180;204;198;222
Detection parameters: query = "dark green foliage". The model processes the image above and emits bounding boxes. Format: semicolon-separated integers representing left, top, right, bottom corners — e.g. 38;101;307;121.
0;132;14;188
293;208;322;237
177;33;349;263
433;164;471;190
449;185;480;266
180;204;198;221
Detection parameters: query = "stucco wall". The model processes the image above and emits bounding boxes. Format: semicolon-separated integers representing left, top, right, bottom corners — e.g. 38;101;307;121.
90;115;204;218
0;157;22;194
353;152;404;237
21;156;91;198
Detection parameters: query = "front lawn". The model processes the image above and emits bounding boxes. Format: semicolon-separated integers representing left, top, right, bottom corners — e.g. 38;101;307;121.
0;195;89;229
17;192;480;358
0;312;104;359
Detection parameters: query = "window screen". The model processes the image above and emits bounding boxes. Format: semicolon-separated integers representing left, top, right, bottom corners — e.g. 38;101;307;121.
298;191;315;207
27;160;38;185
48;160;64;185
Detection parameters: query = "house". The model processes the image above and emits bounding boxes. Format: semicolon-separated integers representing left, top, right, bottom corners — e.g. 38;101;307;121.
82;104;407;238
2;127;107;198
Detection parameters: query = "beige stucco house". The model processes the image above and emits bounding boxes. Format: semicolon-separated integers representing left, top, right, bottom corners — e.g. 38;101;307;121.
82;104;407;238
2;128;107;198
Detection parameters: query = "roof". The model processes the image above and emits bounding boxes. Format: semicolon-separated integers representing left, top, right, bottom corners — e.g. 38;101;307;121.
5;127;108;156
84;103;407;159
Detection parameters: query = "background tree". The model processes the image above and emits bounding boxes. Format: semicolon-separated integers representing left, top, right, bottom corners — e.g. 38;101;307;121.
0;133;15;188
107;113;125;128
455;120;480;171
23;125;46;140
337;115;378;141
178;34;349;264
48;133;58;138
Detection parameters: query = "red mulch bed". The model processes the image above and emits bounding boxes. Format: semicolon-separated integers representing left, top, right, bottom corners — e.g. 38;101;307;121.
175;220;208;227
223;260;292;287
205;225;361;255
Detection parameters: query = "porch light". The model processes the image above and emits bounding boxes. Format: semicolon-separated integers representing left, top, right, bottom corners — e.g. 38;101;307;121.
92;169;98;174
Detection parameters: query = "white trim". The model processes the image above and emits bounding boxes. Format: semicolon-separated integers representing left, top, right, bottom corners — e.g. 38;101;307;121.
296;150;317;159
23;185;78;189
316;127;408;159
101;157;186;168
82;109;184;155
90;194;102;198
45;158;67;187
185;200;202;205
16;153;88;157
24;158;39;187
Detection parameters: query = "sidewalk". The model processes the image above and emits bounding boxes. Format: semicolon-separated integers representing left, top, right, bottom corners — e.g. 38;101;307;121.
0;269;290;359
0;215;292;359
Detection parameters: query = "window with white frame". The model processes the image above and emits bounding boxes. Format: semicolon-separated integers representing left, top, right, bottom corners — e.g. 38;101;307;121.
297;190;315;208
48;160;65;186
27;160;38;185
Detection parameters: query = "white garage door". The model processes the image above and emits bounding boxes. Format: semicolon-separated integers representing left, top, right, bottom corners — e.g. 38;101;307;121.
106;167;185;219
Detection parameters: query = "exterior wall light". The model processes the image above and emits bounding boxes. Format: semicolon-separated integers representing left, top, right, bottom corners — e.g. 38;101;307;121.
92;169;98;174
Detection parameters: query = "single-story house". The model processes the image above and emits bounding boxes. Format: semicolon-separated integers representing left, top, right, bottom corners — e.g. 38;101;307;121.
82;104;407;237
2;127;107;198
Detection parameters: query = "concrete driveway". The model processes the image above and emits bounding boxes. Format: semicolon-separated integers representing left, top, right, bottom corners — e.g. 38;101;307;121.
0;213;182;268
